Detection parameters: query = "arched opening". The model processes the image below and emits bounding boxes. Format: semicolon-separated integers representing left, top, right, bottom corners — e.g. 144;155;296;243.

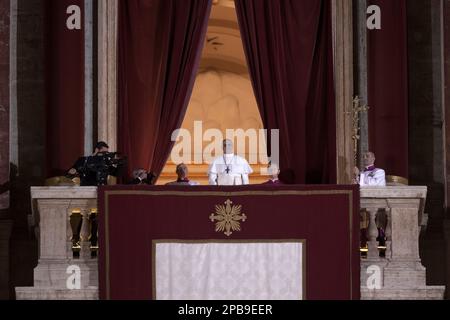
158;0;268;185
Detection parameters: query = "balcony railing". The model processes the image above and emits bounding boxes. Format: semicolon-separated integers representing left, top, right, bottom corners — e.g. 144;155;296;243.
15;186;445;300
16;187;99;300
359;186;444;299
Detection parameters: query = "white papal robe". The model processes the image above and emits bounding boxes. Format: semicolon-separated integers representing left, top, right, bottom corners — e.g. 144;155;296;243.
208;154;253;185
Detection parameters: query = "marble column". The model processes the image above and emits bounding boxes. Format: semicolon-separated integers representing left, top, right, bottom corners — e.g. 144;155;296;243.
332;0;355;184
353;0;369;164
98;0;118;151
84;0;94;156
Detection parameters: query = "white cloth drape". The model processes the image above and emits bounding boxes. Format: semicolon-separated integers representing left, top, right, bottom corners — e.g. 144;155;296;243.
155;242;303;300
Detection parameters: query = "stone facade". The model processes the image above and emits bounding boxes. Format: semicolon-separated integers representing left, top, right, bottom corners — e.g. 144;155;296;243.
1;0;450;300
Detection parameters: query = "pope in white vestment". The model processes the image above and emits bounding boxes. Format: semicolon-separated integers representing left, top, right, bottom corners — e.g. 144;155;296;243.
208;139;253;185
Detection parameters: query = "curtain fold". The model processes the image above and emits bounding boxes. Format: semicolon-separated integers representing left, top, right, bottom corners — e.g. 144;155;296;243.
367;0;408;178
118;0;212;180
46;0;85;177
235;0;336;184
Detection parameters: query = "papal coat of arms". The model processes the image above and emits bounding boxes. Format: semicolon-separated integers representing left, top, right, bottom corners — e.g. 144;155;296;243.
209;199;247;237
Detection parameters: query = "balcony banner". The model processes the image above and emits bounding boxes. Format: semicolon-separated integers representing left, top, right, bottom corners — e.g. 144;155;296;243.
98;185;360;300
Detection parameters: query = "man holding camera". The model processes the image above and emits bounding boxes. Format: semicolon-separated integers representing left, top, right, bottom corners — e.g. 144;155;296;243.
67;141;126;250
67;141;125;186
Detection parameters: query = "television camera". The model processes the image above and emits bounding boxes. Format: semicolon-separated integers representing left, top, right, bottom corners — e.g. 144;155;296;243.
75;152;127;186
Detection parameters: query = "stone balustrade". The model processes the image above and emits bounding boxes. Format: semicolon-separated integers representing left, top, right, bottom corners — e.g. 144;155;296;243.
15;187;99;300
15;186;446;300
359;186;445;299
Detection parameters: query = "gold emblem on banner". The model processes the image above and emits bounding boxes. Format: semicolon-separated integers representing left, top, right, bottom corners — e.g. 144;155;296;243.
210;199;247;237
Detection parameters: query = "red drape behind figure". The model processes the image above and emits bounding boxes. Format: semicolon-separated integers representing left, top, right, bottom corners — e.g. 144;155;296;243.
46;0;85;177
368;0;408;178
118;0;212;180
235;0;336;184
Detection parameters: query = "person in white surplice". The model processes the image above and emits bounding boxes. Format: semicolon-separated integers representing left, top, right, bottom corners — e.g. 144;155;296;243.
353;151;386;186
208;139;253;185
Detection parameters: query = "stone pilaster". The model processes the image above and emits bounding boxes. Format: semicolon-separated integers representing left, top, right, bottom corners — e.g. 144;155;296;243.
7;0;46;300
84;0;94;155
98;0;118;151
332;0;355;184
444;1;450;217
353;0;369;164
0;0;12;300
0;0;10;217
443;0;450;298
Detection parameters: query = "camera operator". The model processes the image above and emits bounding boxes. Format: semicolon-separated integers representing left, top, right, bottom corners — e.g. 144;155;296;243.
67;141;126;186
66;141;126;251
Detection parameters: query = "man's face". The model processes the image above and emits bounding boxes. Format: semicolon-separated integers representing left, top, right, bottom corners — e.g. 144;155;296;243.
223;140;233;154
95;147;109;154
363;152;375;167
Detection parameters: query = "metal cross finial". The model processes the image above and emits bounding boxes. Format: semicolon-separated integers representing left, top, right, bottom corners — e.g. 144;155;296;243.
346;96;370;165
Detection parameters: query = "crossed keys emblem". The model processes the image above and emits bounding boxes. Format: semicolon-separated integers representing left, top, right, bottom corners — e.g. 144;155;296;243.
210;199;247;237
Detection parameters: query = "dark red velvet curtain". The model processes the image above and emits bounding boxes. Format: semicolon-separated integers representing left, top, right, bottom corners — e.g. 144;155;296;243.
45;0;85;177
235;0;336;184
368;0;408;178
118;0;211;179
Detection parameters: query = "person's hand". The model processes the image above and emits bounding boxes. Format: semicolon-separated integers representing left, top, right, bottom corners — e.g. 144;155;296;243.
352;167;360;185
68;168;77;176
138;171;148;180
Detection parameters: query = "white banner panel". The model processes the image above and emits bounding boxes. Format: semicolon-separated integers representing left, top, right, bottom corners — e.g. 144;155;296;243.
155;241;304;300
